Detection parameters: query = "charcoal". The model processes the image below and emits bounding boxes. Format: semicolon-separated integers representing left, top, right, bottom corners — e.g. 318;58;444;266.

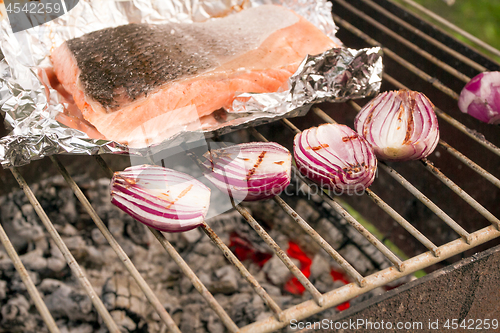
46;256;66;273
42;282;95;322
316;218;345;248
60;198;78;225
39;278;66;293
110;310;137;332
116;237;138;259
10;269;40;293
228;293;252;326
255;311;273;322
310;253;335;293
91;228;108;245
47;239;67;272
0;280;6;300
209;266;239;294
181;228;202;244
180;275;194;294
193;242;215;256
339;244;374;275
204;253;229;272
62;236;88;261
58;223;79;237
108;218;125;238
0;294;35;331
207;314;225;333
125;221;150;246
294;199;321;222
20;249;48;272
262;255;293;286
60;322;95;333
361;243;388;268
180;304;204;333
0;174;393;332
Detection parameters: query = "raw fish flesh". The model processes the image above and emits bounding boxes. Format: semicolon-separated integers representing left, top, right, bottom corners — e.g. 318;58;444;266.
51;5;338;147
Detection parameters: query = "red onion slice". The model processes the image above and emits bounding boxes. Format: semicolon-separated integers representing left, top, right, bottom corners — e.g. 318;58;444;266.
355;89;440;161
458;71;500;124
293;123;377;195
201;142;292;201
110;165;211;232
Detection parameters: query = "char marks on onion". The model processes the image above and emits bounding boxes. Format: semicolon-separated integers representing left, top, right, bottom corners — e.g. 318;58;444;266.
201;142;292;201
354;89;440;161
293;123;377;195
110;165;211;233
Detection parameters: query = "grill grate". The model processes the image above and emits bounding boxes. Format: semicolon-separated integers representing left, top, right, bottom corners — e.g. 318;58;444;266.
1;0;499;332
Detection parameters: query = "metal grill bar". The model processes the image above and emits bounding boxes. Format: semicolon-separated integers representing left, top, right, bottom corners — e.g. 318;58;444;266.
438;140;500;189
330;11;460;101
378;162;473;243
9;167;120;333
3;2;500;332
272;195;367;286
148;228;240;332
383;74;500;158
199;222;285;321
249;127;366;286
335;17;500;161
94;156;240;331
183;140;331;304
239;224;500;333
165;150;290;322
50;156;182;333
334;0;470;82
281;118;405;271
310;107;440;256
398;0;500;59
316;99;500;245
358;0;487;72
233;203;325;306
347;70;500;237
332;9;500;156
346;98;500;190
364;188;440;256
0;220;60;333
421;158;500;230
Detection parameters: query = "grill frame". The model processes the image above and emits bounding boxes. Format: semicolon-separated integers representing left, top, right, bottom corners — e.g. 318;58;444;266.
1;0;500;332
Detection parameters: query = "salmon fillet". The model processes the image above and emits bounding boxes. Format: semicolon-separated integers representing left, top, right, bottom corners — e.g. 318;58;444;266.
51;5;338;147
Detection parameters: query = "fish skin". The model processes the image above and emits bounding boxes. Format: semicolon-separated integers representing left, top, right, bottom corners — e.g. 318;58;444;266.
65;23;220;111
51;5;338;147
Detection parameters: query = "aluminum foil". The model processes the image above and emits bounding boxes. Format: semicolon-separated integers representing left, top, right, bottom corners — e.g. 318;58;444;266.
0;0;383;168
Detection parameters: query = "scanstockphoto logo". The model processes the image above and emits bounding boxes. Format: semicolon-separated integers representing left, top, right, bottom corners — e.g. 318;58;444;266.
4;0;79;33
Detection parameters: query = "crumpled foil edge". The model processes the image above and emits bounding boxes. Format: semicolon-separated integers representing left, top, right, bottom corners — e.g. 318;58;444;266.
0;0;382;168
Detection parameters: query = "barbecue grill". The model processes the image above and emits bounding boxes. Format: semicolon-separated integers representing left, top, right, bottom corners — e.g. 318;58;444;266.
1;0;499;332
